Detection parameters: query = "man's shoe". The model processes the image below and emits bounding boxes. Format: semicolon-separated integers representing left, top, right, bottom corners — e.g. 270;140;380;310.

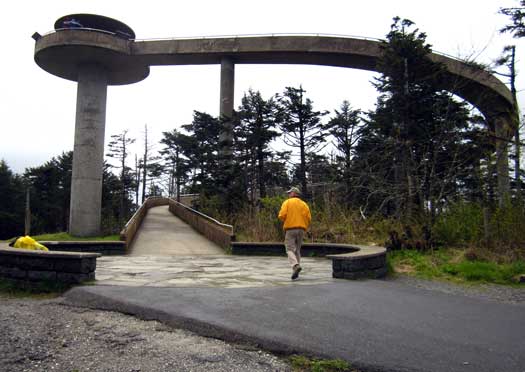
291;265;302;280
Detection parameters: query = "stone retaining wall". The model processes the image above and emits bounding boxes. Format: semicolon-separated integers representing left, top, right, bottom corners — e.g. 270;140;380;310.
0;248;100;284
327;246;388;280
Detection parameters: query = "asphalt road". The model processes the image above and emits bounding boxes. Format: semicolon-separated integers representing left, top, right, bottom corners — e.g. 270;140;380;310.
65;279;525;372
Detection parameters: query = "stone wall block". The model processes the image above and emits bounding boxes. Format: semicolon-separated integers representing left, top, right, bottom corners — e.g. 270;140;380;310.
341;259;366;271
82;258;97;273
364;255;386;269
53;258;95;274
27;270;57;281
56;272;86;284
4;266;27;279
332;270;344;279
0;266;9;276
339;255;385;272
0;255;18;267
22;257;55;271
54;259;82;273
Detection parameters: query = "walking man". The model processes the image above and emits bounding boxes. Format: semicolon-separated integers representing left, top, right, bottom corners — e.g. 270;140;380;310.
278;186;311;280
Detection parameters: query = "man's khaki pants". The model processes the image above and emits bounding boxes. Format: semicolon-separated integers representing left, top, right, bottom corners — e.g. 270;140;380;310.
284;228;305;268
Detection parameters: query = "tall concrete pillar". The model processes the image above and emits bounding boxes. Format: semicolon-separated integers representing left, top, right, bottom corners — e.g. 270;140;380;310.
219;57;235;159
493;114;512;206
69;64;108;237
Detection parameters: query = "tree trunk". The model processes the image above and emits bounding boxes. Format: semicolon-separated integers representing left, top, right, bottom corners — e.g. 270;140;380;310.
494;115;511;206
299;126;307;197
142;125;148;204
257;148;266;198
509;46;521;202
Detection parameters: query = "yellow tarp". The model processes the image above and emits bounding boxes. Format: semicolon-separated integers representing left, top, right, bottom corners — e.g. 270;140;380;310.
11;236;49;251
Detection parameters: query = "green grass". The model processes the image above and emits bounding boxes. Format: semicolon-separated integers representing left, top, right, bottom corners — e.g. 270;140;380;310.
290;355;357;372
442;260;525;284
5;232;120;242
388;248;525;285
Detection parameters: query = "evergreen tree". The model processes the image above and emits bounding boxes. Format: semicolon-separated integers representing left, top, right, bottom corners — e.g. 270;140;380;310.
500;1;525;38
237;90;280;199
353;18;480;221
326;101;362;202
181;111;221;196
263;151;292;195
106;130;136;224
101;163;126;234
24;152;72;233
160;129;192;201
0;160;25;239
276;86;328;196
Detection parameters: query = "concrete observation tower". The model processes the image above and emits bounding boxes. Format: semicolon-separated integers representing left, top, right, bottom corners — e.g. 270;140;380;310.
34;14;516;237
34;14;149;237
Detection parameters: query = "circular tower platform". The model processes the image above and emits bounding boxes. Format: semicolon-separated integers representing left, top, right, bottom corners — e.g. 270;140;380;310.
34;14;149;85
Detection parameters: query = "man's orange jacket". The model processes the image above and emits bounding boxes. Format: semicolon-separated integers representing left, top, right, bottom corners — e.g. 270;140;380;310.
278;197;311;231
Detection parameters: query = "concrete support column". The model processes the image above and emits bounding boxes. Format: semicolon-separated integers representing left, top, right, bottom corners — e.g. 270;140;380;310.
69;64;108;237
219;57;235;159
493;114;512;206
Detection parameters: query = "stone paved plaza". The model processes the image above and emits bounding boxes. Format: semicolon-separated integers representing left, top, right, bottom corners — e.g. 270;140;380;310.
95;255;335;288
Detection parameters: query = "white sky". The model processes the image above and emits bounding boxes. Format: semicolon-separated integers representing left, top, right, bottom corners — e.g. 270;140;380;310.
1;0;523;173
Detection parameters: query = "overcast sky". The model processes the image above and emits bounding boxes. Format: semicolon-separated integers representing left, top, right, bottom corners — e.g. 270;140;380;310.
1;0;523;173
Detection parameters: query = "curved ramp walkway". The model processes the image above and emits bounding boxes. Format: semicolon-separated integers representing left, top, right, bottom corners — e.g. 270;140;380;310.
129;205;224;256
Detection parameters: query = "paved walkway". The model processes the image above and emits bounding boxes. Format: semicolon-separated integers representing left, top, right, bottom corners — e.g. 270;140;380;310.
96;255;334;287
129;206;224;256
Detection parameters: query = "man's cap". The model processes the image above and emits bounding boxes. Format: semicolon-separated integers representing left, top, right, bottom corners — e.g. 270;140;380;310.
287;186;301;194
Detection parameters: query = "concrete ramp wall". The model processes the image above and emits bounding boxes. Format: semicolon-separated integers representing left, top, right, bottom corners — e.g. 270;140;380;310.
168;199;234;251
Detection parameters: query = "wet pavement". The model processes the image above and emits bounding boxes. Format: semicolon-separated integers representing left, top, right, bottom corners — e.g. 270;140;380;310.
95;255;334;288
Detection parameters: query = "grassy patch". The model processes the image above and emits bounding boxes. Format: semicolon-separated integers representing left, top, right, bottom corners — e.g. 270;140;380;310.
0;278;71;299
442;260;525;284
290;355;358;372
388;248;525;285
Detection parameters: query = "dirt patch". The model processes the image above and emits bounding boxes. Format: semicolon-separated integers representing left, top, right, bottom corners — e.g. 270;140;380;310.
395;263;416;274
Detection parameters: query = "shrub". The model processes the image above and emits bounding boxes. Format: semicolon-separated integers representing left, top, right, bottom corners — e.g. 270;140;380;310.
433;202;484;246
489;202;525;249
433;201;525;251
233;196;286;242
